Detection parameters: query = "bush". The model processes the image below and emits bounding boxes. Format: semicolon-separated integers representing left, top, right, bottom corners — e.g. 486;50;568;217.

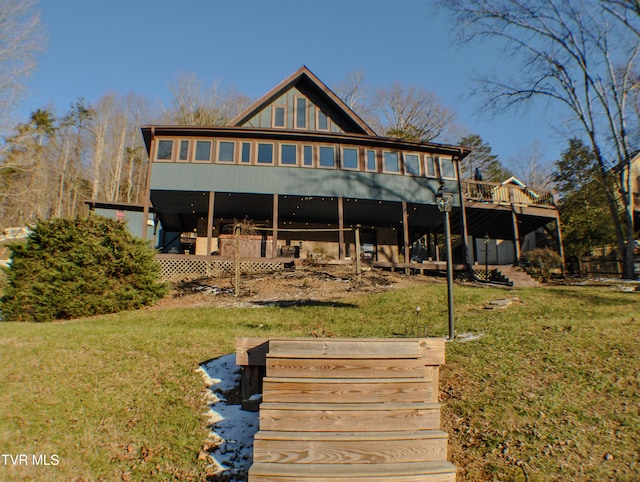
521;247;563;282
1;216;168;322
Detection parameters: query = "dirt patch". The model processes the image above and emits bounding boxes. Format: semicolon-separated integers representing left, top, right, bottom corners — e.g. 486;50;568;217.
154;266;439;310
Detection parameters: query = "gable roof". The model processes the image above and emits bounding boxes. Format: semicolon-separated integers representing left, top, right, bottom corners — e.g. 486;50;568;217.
227;66;377;136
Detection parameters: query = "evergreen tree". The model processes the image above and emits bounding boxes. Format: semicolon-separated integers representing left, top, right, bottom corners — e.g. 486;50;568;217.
553;139;616;257
458;134;511;181
1;215;167;321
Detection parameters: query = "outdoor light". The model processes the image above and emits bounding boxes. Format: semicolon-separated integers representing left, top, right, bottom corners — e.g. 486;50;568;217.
436;188;455;340
436;191;453;213
484;233;490;281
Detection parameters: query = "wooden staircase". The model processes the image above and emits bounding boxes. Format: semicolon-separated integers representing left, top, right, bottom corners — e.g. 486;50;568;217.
245;337;456;481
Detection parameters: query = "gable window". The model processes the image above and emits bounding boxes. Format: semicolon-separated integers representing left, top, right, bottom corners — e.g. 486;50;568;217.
303;145;313;166
280;144;297;165
241;142;251;163
383;151;400;173
257;143;274;164
425;156;436;177
156;140;173;160
317;110;328;130
273;106;286;128
218;141;235;163
295;98;307;129
319;146;335;168
404;153;421;176
366;150;377;171
342;147;358;170
195;140;212;162
179;140;189;161
440;157;456;178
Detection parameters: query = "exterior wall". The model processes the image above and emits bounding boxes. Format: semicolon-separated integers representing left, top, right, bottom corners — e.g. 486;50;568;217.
377;227;400;263
243;88;345;134
92;207;155;241
150;163;457;206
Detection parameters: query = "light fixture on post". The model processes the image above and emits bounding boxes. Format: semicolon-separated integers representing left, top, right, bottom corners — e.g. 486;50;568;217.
484;232;490;281
436;187;455;341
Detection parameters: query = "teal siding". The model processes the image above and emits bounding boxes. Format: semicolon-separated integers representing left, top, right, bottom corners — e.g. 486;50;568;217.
93;208;155;241
150;163;459;206
242;87;345;133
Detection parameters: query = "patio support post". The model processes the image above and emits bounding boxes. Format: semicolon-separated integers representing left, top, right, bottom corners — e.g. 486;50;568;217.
402;201;410;273
338;197;344;260
555;216;567;277
206;191;215;256
141;131;155;241
511;207;521;265
272;194;278;258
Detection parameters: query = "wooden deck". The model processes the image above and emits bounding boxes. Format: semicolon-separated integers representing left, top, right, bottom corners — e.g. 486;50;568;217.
236;337;456;481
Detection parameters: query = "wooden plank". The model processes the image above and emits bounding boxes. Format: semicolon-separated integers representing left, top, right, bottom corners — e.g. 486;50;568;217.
258;402;440;432
236;337;270;366
262;377;435;404
253;431;448;464
266;357;428;379
248;461;457;481
267;338;445;365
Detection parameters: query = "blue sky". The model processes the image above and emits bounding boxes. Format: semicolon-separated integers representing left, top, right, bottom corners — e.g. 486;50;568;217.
21;0;563;168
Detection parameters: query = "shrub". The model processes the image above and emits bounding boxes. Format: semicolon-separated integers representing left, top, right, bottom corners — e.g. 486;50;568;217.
521;247;563;282
1;216;168;322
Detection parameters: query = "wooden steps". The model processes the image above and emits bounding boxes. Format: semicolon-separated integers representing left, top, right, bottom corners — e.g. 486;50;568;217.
239;337;455;481
249;461;457;481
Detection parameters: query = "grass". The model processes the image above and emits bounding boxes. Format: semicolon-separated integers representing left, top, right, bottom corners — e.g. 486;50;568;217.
0;281;638;481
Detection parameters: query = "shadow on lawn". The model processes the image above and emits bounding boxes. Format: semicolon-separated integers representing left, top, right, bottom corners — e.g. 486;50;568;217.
545;285;639;308
249;299;358;308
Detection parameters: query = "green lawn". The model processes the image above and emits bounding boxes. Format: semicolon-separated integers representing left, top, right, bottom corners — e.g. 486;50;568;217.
0;282;638;481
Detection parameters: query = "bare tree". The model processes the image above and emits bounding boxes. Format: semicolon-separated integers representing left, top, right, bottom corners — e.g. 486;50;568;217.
509;141;554;190
374;82;456;142
162;72;251;126
333;70;379;133
439;0;640;278
0;0;45;132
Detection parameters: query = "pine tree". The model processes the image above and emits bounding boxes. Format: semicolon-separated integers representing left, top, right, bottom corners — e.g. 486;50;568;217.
1;215;167;321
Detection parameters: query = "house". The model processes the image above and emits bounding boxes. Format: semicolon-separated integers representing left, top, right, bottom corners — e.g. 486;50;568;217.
90;66;563;276
627;151;640;233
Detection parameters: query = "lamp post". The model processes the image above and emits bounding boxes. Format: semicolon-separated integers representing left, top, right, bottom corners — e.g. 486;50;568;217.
436;189;454;341
484;232;490;281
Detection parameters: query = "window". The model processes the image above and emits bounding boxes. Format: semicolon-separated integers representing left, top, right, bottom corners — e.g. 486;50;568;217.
303;145;313;166
241;142;251;163
257;143;274;164
319;146;335;168
366;150;377;171
280;144;297;165
156;140;173;160
179;140;189;161
440;157;456;178
295;98;307;129
404;153;420;176
218;141;235;163
425;156;436;177
342;147;358;170
273;106;285;128
194;140;212;161
318;110;328;130
383;151;400;173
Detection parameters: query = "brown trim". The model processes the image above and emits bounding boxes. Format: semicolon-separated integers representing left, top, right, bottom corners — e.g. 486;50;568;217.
141;125;471;158
226;66;377;136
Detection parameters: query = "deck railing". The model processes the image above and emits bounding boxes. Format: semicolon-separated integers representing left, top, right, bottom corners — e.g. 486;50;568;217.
461;180;556;207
